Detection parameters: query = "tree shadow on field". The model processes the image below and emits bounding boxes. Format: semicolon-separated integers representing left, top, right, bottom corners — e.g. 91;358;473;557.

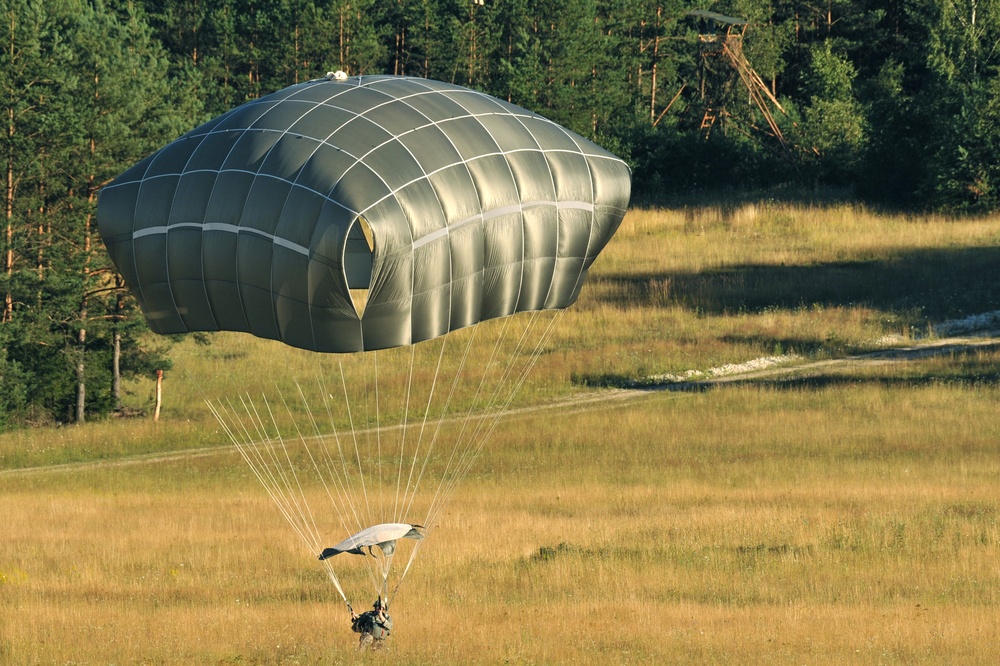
718;333;830;356
595;246;1000;323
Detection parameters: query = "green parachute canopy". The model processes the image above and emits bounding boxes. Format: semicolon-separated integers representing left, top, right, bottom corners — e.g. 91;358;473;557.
97;75;631;352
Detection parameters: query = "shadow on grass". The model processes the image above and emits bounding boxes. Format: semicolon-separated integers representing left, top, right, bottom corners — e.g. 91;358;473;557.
706;366;1000;393
632;184;859;210
594;246;1000;323
664;342;1000;393
578;341;1000;391
718;334;832;357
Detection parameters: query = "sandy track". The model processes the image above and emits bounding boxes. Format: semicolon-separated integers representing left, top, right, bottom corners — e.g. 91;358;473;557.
655;331;1000;390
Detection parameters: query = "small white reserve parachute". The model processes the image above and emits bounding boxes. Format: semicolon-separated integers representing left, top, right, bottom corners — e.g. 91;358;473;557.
320;523;424;559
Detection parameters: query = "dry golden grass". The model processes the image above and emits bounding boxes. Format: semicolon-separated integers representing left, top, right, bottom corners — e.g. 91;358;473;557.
4;367;1000;663
3;203;1000;663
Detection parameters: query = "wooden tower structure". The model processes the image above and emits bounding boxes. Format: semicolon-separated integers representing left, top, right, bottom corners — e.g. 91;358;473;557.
689;10;791;154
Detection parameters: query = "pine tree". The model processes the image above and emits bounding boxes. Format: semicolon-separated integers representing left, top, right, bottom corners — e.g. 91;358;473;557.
67;0;181;420
489;0;534;102
388;0;444;78
326;0;388;76
922;0;1000;210
794;40;866;183
1;0;77;324
1;0;82;423
1;0;182;427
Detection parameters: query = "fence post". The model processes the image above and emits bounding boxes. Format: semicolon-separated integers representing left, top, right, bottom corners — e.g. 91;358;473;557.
154;370;163;422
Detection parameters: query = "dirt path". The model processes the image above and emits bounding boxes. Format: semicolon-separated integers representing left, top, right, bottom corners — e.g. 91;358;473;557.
5;330;998;477
653;331;1000;390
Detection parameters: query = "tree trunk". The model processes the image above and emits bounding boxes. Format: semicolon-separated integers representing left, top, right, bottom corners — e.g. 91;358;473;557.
339;7;345;69
468;4;477;84
650;6;661;122
424;13;430;78
293;22;300;84
5;106;14;323
75;321;86;423
76;204;91;425
111;275;126;409
112;327;121;410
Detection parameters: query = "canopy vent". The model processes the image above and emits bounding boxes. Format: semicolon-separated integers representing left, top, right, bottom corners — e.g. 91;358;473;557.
345;215;375;316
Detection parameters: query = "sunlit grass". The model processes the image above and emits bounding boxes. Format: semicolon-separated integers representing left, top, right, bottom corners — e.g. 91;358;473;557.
2;202;1000;663
3;357;999;663
5;201;988;450
567;203;1000;387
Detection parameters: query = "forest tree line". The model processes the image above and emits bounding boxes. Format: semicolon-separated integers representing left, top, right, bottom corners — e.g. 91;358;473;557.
3;0;1000;427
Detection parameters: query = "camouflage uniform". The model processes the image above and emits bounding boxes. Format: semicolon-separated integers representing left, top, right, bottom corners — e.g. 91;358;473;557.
351;599;392;650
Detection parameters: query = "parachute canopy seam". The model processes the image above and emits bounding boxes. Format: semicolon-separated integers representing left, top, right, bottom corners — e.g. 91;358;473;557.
124;199;599;258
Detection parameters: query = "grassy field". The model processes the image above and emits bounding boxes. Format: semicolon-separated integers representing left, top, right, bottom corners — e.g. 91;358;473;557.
2;202;1000;663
